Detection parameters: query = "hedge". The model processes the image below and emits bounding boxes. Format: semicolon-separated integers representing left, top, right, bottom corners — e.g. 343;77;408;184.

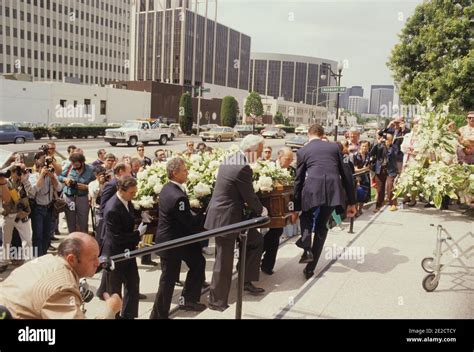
19;126;111;139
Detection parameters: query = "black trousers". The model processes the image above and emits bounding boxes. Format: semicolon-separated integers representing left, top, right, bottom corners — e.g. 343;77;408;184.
298;206;335;272
261;228;284;272
106;259;140;319
209;228;263;308
150;248;205;319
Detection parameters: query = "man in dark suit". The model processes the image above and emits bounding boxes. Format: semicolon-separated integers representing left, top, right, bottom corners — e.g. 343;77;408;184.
150;158;206;319
205;135;269;312
293;124;357;279
102;176;148;319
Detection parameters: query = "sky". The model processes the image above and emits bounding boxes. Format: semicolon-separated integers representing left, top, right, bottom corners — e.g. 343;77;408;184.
195;0;421;99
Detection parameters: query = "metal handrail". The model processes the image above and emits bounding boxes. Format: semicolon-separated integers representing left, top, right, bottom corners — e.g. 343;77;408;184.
99;216;271;320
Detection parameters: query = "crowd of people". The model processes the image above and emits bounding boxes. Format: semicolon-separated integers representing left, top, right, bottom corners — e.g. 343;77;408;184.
0;111;472;320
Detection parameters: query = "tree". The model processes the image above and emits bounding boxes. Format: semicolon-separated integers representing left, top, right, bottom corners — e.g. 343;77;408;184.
273;111;285;125
221;96;239;128
179;92;193;135
244;91;264;121
388;0;474;112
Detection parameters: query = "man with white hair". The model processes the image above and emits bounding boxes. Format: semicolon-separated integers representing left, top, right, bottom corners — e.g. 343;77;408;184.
204;134;268;312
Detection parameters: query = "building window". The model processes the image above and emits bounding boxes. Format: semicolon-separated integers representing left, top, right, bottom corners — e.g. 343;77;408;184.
84;99;92;114
100;100;107;115
60;100;67;108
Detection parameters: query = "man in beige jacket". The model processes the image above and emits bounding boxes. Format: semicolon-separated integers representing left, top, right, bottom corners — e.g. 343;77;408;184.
0;232;122;319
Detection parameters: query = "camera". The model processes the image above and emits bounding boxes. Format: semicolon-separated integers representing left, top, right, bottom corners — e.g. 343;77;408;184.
99;172;112;183
44;156;56;173
0;170;11;178
69;179;78;188
79;279;94;303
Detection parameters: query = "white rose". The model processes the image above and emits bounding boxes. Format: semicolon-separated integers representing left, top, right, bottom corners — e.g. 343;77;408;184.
193;182;212;198
188;171;200;183
189;199;202;209
153;183;163;194
253;181;260;193
137;170;148;181
190;154;201;163
258;176;273;192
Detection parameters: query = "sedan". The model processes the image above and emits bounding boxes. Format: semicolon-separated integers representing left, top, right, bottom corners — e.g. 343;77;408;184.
0;123;34;144
200;127;236;142
262;127;286;139
285;135;308;150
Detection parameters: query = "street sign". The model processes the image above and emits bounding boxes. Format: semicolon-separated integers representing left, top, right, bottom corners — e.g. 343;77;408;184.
194;87;211;96
321;86;347;94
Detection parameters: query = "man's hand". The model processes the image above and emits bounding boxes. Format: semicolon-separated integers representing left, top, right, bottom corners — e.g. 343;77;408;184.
103;293;122;315
97;174;106;185
137;222;148;236
290;212;299;224
40;166;50;178
346;205;357;218
261;206;268;217
64;178;73;186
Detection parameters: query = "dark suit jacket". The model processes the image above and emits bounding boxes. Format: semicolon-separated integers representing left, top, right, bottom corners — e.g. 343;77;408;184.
100;178;118;213
294;139;356;212
154;182;199;258
101;194;140;257
204;152;263;230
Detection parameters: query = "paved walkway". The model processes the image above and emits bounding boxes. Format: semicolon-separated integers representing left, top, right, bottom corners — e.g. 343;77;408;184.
1;204;472;319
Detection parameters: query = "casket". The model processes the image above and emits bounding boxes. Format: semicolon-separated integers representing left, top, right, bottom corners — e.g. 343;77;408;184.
258;185;294;228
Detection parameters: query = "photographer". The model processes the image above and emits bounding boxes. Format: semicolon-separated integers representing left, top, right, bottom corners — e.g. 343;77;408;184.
0;232;122;319
58;153;95;233
370;133;399;212
88;165;109;234
42;142;63;176
1;163;33;263
29;157;64;256
378;117;410;172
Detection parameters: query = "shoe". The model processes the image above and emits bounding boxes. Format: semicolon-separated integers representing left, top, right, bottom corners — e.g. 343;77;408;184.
424;203;434;208
202;281;210;288
299;250;314;264
303;268;314;280
54;230;61;236
244;282;265;295
389;205;398;212
407;201;417;207
139;293;147;300
261;266;274;275
373;208;381;213
175;280;185;287
50;236;60;242
202;247;214;256
48;245;57;252
141;260;159;266
179;302;207;312
208;303;229;312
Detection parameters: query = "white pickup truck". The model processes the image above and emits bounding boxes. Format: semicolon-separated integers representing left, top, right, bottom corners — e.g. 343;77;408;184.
104;120;172;147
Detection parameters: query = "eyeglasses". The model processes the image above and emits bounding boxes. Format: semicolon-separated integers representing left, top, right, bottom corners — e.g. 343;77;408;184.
468;116;474;120
137;149;144;152
264;151;272;153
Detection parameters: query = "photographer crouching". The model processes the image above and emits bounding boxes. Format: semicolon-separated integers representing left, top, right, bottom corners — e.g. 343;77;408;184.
0;232;122;319
29;154;64;257
58;153;95;233
1;163;34;264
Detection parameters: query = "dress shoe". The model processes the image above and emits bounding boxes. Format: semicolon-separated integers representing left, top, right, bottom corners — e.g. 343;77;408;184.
179;302;207;312
202;281;210;288
175;280;185;287
303;268;314;280
50;236;60;242
208;303;229;312
261;266;274;275
244;282;265;295
299;250;314;264
139;293;147;300
141;260;159;267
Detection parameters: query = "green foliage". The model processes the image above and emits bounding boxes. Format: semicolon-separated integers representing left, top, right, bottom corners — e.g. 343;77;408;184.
388;0;474;112
179;92;194;135
244;92;264;119
273;111;285;125
221;96;239;128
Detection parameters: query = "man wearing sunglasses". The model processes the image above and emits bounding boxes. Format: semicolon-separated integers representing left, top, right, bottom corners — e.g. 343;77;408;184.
459;111;474;142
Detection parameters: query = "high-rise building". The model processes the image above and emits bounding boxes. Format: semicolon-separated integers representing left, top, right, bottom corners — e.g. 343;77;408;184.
0;0;132;85
249;53;338;108
340;85;364;110
131;0;251;92
370;85;394;115
348;96;368;115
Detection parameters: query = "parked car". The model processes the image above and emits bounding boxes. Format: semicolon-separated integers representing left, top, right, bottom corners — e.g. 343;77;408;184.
261;127;286;139
0;123;34;144
324;126;334;136
234;125;254;137
200;124;220;132
295;125;309;135
155;123;180;141
285;135;308;150
200;127;236;142
169;123;183;136
104;120;172;147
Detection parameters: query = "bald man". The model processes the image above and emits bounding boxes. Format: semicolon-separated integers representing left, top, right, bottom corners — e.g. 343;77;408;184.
0;233;122;319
